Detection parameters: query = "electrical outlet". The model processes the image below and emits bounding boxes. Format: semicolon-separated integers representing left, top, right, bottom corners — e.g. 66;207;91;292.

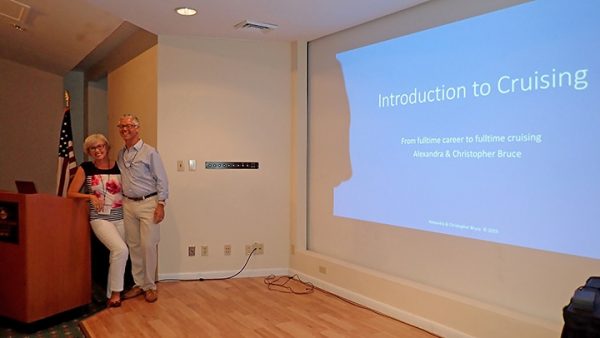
319;265;327;274
224;244;231;256
188;246;195;256
255;242;264;255
245;242;264;255
201;245;208;256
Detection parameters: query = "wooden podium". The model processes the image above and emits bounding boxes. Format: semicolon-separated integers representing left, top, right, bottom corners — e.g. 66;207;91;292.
0;192;91;323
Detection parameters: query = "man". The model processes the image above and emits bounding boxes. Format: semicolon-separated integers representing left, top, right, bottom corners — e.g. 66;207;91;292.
117;114;169;303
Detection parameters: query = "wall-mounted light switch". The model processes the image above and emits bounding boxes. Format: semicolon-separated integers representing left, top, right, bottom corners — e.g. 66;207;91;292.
177;160;185;171
188;160;197;171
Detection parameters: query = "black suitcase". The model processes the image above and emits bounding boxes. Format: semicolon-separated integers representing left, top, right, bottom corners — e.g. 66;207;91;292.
562;277;600;338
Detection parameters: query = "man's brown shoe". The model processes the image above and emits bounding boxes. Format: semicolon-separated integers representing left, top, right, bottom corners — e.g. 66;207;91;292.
145;289;158;303
123;286;144;300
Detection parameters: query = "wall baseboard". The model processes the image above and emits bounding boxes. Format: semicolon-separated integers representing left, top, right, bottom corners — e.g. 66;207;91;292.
289;268;473;338
158;267;290;282
290;250;560;338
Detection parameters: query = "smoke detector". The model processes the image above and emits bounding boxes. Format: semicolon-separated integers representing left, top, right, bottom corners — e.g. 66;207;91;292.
234;20;278;32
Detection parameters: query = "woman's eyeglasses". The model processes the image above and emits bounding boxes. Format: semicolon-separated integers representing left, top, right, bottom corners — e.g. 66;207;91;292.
89;144;106;152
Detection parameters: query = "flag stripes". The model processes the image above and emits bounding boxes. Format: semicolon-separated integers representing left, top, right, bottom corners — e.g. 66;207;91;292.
56;109;77;196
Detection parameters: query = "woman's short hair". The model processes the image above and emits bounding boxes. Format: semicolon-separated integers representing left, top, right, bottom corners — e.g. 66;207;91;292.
83;134;110;154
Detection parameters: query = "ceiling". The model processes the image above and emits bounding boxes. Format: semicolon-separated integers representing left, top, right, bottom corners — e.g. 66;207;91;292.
0;0;428;76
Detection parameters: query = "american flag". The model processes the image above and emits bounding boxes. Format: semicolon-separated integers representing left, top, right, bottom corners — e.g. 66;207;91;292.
56;109;77;196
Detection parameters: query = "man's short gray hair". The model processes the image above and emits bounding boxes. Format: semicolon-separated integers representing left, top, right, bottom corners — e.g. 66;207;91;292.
120;114;140;126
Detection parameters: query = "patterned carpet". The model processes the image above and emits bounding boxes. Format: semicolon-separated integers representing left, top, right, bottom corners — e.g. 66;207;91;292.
0;285;106;338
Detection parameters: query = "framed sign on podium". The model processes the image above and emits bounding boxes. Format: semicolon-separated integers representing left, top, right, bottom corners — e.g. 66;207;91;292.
0;201;19;244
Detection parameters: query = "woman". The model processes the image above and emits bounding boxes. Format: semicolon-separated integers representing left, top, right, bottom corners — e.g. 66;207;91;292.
68;134;127;307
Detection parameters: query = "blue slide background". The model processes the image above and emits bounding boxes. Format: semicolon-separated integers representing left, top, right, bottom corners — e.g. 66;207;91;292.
334;0;600;259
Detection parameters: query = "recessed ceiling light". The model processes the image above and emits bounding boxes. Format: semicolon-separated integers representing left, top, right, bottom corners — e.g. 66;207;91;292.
175;7;197;16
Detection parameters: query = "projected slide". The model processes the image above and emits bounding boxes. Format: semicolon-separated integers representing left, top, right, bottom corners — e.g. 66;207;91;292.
334;0;600;259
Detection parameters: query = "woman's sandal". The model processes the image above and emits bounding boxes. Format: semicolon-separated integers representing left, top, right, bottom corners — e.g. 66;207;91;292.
107;298;121;308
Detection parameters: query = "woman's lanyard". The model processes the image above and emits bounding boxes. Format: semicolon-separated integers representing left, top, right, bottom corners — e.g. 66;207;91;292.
98;174;110;201
97;173;112;214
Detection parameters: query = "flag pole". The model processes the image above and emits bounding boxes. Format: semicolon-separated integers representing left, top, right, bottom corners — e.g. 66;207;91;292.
56;90;77;196
64;90;70;109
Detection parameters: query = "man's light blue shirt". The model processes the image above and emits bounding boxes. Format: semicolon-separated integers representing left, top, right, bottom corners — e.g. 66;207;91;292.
117;139;169;201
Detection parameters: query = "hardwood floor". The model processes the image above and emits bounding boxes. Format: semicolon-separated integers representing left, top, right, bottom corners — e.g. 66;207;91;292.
80;276;438;337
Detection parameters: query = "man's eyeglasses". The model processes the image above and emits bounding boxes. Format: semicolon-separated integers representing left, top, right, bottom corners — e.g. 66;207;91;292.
89;144;106;152
117;124;138;130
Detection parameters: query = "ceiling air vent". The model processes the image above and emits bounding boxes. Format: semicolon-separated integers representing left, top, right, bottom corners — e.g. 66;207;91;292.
234;20;278;32
0;0;30;24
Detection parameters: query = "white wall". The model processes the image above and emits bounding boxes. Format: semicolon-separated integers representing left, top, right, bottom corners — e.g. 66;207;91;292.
156;36;292;278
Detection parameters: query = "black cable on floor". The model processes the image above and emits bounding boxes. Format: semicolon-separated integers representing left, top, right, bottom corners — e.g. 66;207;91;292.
158;247;257;282
263;274;314;294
